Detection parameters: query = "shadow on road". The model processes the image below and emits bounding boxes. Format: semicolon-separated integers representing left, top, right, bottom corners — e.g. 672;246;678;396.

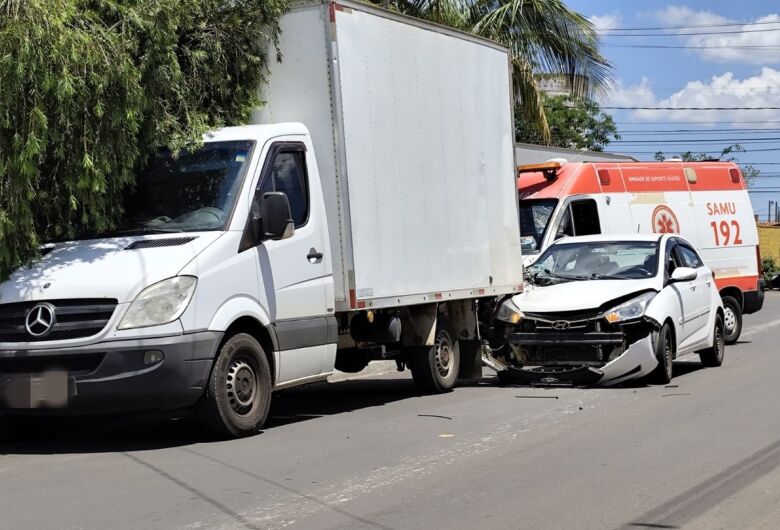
0;376;420;455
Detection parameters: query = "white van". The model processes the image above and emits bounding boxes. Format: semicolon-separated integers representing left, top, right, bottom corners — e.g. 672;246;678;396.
0;1;522;437
517;160;764;343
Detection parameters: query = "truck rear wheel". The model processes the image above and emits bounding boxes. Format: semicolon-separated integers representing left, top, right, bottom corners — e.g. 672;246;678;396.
410;316;460;394
722;295;742;345
197;333;272;438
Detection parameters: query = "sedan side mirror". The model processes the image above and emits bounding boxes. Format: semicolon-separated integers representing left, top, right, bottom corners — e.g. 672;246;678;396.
261;192;294;241
670;267;697;283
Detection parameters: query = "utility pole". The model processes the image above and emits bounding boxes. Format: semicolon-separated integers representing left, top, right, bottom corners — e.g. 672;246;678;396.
769;201;774;223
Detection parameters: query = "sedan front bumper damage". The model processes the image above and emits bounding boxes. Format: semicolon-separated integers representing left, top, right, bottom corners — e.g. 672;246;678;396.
501;325;659;387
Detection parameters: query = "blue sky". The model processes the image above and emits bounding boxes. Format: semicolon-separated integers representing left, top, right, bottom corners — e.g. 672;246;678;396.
566;1;780;219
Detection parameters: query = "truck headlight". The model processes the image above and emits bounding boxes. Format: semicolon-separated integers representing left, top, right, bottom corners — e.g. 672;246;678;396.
496;299;524;325
118;276;197;330
603;292;656;324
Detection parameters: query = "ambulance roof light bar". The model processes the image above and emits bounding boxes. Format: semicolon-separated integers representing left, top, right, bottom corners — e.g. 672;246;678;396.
517;158;567;181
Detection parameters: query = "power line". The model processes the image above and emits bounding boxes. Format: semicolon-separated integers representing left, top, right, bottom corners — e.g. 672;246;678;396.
602;27;780;37
618;129;780;134
611;137;780;144
597;106;780;110
599;20;780;31
615;120;780;125
603;43;780;50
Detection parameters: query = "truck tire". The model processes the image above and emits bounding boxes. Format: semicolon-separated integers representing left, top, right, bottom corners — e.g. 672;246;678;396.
721;295;742;345
647;323;674;385
410;316;460;394
699;313;725;367
197;333;272;438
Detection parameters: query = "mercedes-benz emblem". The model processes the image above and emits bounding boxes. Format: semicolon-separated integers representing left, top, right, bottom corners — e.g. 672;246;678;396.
25;303;57;337
551;320;571;330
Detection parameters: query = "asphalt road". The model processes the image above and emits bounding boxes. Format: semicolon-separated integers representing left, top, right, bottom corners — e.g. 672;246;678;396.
3;294;780;530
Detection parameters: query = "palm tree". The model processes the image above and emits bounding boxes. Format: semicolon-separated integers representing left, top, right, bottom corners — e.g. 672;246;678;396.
377;0;611;144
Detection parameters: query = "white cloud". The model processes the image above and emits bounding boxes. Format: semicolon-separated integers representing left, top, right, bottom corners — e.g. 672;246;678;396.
655;6;780;65
589;12;622;34
607;68;780;125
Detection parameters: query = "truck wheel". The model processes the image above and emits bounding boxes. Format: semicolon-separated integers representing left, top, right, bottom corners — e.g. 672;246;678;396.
197;333;272;438
721;295;742;345
699;313;725;367
648;323;674;384
410;317;460;394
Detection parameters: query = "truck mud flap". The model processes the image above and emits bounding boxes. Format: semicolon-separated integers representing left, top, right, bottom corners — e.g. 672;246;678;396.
497;366;604;387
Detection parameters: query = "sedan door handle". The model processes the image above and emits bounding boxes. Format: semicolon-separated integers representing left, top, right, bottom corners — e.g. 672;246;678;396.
307;248;324;263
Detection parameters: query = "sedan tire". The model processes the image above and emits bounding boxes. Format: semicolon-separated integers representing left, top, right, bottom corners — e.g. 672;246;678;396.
648;323;674;385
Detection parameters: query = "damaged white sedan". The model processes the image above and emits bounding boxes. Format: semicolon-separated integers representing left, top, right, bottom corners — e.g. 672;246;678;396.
494;234;725;386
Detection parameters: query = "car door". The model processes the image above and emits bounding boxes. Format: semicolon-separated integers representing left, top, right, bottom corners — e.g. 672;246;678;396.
663;238;696;349
251;140;335;383
675;242;712;350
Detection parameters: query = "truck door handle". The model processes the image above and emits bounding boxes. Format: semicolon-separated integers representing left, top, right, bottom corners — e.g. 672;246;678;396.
307;248;323;263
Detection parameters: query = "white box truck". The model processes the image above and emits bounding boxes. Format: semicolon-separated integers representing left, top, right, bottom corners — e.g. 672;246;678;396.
0;0;522;437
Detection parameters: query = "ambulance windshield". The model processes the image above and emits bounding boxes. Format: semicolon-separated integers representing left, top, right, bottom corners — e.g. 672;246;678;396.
519;199;557;253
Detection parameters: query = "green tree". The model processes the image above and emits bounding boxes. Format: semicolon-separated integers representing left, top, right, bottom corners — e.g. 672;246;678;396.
653;144;759;186
516;94;619;150
0;0;285;279
380;0;611;143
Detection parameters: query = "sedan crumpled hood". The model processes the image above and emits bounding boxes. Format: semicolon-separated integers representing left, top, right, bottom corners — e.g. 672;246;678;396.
511;278;659;313
0;233;223;304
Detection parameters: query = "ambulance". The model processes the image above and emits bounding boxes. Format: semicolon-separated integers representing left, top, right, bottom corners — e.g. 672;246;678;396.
517;160;764;344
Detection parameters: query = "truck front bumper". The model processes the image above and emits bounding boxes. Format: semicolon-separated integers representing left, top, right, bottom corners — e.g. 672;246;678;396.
0;332;222;414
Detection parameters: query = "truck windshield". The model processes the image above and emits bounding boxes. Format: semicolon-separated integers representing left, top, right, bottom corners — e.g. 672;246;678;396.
528;241;659;285
107;140;254;235
519;199;557;253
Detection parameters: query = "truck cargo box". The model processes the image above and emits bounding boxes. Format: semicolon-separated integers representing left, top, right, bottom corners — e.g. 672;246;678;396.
255;0;522;311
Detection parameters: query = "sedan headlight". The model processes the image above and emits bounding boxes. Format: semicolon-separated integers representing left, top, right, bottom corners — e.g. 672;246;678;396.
118;276;197;330
603;291;656;324
496;299;524;325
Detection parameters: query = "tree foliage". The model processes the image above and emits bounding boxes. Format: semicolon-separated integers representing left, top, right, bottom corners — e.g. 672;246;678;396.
376;0;611;143
653;144;759;186
0;0;285;278
516;94;619;151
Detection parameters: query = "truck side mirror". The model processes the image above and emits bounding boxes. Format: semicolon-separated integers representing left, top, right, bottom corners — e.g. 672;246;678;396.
261;192;295;241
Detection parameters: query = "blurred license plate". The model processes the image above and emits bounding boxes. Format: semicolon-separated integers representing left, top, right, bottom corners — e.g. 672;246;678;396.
2;371;68;408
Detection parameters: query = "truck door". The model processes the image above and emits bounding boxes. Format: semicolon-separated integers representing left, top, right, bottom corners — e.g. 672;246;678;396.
251;140;335;384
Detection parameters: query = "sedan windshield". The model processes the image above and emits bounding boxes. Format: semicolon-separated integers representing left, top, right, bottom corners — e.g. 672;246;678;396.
528;240;659;285
519;199;557;253
106;140;253;236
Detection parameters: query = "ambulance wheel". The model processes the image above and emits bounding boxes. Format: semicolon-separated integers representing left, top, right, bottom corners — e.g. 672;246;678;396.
410;317;460;394
721;296;742;345
197;333;272;438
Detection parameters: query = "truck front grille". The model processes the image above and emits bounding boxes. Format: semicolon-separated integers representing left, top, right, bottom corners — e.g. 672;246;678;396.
0;299;118;343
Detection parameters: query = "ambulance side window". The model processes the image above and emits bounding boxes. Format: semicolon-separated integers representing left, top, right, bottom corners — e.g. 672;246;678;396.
571;199;601;236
